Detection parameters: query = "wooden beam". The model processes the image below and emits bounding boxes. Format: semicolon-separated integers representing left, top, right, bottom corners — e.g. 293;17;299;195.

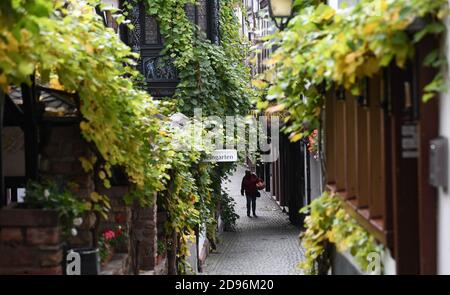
416;35;438;275
208;0;220;44
0;90;5;207
367;75;385;219
265;163;271;192
280;135;288;206
355;100;370;208
21;81;39;182
390;64;420;275
325;93;336;184
4;94;24;127
335;98;346;191
381;69;395;253
345;92;357;198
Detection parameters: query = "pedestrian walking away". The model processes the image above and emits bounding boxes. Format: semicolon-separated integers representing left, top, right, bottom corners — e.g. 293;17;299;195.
241;170;265;218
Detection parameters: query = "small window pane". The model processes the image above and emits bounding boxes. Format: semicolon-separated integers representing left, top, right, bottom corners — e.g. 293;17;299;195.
144;15;159;44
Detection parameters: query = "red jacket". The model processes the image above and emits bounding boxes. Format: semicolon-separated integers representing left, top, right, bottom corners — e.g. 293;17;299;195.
241;174;261;197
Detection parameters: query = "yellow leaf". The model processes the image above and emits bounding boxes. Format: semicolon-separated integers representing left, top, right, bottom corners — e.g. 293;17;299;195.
322;9;335;21
314;107;322;116
85;44;94;54
363;23;377;35
345;51;361;64
289;133;303;142
84;202;92;210
103;179;111;189
80;121;89;131
251;79;267;89
265;53;283;66
79;156;93;172
283;57;293;67
0;74;7;87
49;77;64;90
5;32;18;52
90;192;101;202
362;57;379;76
380;0;387;12
266;104;285;114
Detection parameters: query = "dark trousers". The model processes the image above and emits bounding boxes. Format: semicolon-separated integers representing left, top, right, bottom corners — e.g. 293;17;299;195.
246;195;256;215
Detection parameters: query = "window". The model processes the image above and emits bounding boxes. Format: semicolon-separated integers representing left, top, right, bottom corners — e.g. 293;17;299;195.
125;1;217;97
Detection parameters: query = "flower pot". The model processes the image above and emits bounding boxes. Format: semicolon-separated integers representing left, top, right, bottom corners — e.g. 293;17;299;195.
68;247;100;275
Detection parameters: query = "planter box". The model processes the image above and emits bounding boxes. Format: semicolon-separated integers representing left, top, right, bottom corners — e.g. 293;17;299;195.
0;208;63;275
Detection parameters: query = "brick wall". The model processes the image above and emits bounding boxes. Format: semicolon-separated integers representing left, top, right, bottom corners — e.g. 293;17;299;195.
0;209;63;274
40;125;96;248
98;186;131;254
130;194;157;272
40;125;95;196
98;185;131;274
2;124;162;275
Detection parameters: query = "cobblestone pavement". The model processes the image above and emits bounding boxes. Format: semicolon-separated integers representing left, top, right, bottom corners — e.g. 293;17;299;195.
203;167;304;275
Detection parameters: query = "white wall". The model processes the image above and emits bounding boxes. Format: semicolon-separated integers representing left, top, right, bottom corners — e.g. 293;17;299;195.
382;249;396;275
198;226;207;258
309;157;323;202
437;2;450;274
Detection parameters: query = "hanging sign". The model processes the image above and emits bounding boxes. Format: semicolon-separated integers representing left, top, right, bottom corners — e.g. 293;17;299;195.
203;149;238;162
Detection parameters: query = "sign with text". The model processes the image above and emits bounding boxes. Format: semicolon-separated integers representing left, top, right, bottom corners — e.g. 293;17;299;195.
204;149;238;162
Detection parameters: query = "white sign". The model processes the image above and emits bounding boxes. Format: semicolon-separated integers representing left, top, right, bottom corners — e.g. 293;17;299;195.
204;149;238;162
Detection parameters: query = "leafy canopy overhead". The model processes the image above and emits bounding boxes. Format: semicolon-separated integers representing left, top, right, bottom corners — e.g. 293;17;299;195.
256;0;447;140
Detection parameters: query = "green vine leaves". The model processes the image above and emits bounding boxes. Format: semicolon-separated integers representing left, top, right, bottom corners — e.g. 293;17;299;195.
255;0;448;140
299;191;384;275
1;0;252;273
144;0;253;117
138;0;253;271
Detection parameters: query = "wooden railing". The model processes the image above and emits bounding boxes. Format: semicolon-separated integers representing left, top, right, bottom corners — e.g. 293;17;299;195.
325;77;392;246
324;34;440;274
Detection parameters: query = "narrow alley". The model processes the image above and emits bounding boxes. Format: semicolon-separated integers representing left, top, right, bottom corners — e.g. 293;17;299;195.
203;167;304;275
3;0;450;282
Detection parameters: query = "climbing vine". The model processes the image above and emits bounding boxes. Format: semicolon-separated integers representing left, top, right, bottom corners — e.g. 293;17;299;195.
299;191;384;275
143;0;253;116
0;0;174;206
140;0;254;271
1;0;253;273
256;0;448;140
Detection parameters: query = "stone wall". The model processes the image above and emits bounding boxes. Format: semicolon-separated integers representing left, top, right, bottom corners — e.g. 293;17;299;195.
0;209;63;274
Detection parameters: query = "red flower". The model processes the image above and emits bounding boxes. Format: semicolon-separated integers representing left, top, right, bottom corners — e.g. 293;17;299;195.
102;230;115;241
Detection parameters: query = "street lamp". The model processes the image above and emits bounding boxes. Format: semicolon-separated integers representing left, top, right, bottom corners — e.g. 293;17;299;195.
268;0;294;30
